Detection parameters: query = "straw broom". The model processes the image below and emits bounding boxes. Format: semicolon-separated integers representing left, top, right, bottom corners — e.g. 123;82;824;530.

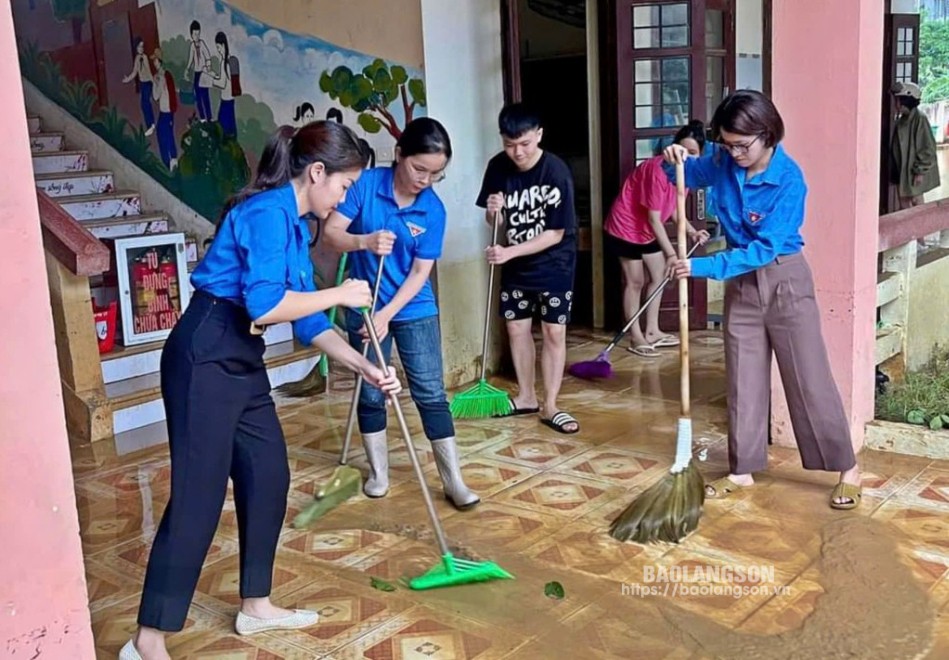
449;211;510;419
609;159;705;544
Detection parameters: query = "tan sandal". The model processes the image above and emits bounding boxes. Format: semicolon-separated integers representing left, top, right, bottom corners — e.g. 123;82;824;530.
830;482;862;510
705;476;751;499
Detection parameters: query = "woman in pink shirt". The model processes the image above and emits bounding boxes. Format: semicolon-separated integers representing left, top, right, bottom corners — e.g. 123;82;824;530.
604;121;709;357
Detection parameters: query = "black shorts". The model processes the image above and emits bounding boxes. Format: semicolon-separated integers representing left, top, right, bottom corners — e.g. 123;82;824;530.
604;233;662;260
499;287;572;325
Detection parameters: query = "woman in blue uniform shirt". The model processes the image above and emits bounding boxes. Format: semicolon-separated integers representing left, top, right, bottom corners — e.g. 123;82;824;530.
123;121;401;660
324;117;479;511
664;91;862;511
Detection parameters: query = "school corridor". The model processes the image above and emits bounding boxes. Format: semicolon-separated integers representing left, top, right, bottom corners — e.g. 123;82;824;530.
73;329;949;659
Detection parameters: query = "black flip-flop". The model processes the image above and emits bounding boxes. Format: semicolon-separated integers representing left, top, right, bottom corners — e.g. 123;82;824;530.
541;411;580;434
493;397;540;418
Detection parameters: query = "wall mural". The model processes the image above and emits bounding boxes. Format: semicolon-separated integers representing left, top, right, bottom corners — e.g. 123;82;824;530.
14;0;426;225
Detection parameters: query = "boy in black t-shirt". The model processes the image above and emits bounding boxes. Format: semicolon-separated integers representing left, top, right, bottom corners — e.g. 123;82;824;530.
476;104;579;434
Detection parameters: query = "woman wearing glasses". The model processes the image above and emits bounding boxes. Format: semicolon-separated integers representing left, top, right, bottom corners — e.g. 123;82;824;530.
323;117;480;511
663;90;862;510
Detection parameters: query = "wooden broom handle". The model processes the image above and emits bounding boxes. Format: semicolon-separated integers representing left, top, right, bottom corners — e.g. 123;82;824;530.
675;161;691;418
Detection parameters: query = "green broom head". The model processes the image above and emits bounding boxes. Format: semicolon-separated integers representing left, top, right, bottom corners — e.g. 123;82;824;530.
609;418;705;544
408;553;514;590
292;465;362;529
449;379;510;419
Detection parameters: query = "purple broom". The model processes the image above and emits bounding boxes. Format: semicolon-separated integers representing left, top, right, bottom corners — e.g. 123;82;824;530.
568;242;700;381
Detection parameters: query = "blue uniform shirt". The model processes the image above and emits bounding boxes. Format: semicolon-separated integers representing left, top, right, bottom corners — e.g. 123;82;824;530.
191;184;332;345
678;145;807;280
335;166;446;322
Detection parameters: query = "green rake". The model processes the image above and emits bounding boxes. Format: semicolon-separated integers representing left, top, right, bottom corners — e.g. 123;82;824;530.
362;309;514;589
450;211;510;419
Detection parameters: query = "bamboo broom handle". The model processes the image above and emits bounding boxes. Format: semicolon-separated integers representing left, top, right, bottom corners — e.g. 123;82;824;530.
675;161;691;419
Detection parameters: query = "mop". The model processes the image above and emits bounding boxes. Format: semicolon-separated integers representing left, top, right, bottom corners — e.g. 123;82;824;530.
276;254;349;398
361;310;514;589
292;258;385;529
608;160;705;544
568;242;700;381
449;211;510;419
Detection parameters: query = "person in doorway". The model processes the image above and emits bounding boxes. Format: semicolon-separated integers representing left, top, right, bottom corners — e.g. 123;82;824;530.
663;90;862;510
122;37;155;136
476;103;579;435
890;81;939;210
150;49;178;171
323;117;480;510
121;121;401;660
212;31;237;138
185;20;213;123
604;120;710;358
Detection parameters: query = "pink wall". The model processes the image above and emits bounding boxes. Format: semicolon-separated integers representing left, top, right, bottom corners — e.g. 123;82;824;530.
770;0;882;450
0;1;95;656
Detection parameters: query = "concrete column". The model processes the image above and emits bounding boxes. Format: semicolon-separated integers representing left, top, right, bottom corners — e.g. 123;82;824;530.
0;0;95;656
769;0;882;451
420;0;506;388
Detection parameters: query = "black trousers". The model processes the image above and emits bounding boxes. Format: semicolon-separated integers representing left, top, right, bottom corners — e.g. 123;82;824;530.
137;291;290;632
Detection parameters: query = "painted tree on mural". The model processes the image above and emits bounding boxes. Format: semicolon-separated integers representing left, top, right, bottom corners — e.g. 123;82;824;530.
319;58;426;139
51;0;89;45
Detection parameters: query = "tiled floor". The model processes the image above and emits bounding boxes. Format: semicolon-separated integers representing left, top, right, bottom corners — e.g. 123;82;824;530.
70;329;949;659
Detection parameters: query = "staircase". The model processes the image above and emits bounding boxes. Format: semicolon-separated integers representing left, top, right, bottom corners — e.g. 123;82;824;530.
28;112;322;448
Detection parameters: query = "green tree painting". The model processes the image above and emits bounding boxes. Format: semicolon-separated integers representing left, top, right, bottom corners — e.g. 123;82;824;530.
319;58;426;139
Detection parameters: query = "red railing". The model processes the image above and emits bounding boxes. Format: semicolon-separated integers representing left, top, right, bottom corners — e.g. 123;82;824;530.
878;198;949;252
36;189;110;276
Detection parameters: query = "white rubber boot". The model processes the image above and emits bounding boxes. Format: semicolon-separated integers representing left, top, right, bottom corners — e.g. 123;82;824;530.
431;437;480;510
362;430;389;498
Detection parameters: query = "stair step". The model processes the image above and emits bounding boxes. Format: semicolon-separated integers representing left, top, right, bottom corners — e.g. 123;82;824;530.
27;115;41;134
84;212;171;240
58;190;142;221
100;322;294;384
35;170;115;197
31;150;89;175
107;338;320;435
30;132;65;153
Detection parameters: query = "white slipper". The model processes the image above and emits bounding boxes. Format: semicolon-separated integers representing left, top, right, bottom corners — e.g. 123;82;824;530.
650;335;680;348
119;640;142;660
235;609;319;636
627;344;661;358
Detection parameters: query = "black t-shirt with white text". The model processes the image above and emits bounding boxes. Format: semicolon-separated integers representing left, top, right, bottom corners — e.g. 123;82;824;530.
476;151;577;291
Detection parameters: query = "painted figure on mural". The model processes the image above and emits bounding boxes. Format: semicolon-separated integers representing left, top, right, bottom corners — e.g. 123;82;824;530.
151;48;179;172
327;107;376;167
185;20;213;123
293;102;316;126
123;38;156;137
212;31;238;138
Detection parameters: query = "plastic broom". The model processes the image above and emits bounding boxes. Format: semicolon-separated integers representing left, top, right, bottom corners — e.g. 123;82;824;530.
293;258;384;528
568;242;700;381
361;309;514;588
449;211;510;419
608;159;705;544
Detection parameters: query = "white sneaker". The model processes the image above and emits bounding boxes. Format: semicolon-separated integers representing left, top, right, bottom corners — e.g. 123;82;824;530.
118;640;142;660
234;609;319;636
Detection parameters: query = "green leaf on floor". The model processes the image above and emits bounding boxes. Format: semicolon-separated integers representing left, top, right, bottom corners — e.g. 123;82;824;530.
544;581;565;600
929;415;944;430
907;409;926;425
370;577;397;592
941;414;949;425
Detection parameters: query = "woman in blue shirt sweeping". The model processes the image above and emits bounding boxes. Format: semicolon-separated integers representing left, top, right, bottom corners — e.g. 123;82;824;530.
124;121;401;660
664;91;863;511
324;117;480;511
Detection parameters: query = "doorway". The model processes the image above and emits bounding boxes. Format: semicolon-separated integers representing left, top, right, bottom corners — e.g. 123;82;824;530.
501;0;595;327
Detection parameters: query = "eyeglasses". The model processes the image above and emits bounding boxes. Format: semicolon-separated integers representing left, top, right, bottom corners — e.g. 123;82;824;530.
409;162;447;184
718;135;761;156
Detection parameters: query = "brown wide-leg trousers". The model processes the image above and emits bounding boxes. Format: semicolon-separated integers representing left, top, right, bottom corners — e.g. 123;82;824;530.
723;252;856;475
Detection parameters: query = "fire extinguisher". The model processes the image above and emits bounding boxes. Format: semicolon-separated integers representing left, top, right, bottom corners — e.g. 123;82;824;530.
160;254;180;312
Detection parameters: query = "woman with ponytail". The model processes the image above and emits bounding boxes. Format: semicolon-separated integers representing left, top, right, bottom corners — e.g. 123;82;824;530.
122;121;401;660
604;120;710;357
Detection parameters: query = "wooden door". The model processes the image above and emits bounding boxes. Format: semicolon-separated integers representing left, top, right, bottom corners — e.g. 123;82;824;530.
603;0;736;331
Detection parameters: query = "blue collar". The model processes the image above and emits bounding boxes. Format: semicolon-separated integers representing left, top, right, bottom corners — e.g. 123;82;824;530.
748;144;790;186
373;166;428;214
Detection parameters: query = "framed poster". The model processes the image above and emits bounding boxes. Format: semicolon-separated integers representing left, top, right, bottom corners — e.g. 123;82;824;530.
115;233;191;346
